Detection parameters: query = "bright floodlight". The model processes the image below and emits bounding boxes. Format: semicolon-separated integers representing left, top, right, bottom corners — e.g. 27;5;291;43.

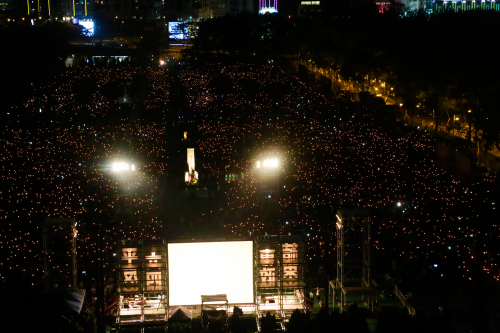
259;7;278;14
111;162;136;172
256;158;278;169
168;241;254;306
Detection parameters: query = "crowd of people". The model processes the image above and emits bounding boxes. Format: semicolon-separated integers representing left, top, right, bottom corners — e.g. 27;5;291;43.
0;62;498;297
176;62;499;286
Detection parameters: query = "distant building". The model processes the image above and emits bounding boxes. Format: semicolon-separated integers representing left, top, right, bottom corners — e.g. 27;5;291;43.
90;0;164;20
375;1;392;13
3;0;256;22
433;0;500;13
164;0;195;21
163;0;233;21
163;0;254;22
24;0;89;18
227;0;255;15
393;0;500;15
3;0;164;20
209;0;226;16
259;0;277;14
0;0;17;18
1;0;48;18
298;0;321;16
400;0;425;14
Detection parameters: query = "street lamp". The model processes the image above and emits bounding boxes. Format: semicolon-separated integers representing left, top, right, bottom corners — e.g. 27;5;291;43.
111;162;136;172
95;160;137;333
256;158;279;169
467;110;473;142
109;159;140;203
255;157;281;230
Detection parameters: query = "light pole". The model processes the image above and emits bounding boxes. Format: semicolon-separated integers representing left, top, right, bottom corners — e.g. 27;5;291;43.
255;158;281;232
94;160;138;333
467;109;473;143
111;161;137;198
111;161;136;173
255;158;279;170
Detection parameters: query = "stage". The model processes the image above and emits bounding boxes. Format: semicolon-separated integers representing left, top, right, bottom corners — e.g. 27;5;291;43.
117;236;307;326
118;293;305;323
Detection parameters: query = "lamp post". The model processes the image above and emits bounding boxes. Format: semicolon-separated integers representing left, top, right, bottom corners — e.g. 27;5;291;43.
255;158;279;170
111;162;136;173
93;160;137;333
255;158;281;231
467;109;473;143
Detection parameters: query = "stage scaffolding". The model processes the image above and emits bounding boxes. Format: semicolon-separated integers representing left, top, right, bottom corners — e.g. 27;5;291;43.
331;209;374;311
254;234;306;330
117;240;168;327
115;236;306;331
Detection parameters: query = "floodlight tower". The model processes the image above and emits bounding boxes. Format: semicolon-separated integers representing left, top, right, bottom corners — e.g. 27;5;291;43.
332;209;373;311
111;162;137;173
110;160;138;215
255;158;281;231
99;160;138;333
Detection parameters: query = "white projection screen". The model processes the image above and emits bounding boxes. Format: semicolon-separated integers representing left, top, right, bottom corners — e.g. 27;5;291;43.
168;241;254;306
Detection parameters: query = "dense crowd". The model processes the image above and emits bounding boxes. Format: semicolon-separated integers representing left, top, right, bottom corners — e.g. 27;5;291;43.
176;63;499;285
0;62;498;294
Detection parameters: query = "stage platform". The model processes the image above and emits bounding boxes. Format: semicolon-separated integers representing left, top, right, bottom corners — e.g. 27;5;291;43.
118;294;305;323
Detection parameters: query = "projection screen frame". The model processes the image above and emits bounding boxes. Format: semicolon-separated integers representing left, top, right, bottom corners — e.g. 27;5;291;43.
167;241;255;306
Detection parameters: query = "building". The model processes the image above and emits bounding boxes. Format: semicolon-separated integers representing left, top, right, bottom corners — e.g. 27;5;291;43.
259;0;277;13
433;0;500;13
227;0;255;15
164;0;254;22
0;0;17;18
400;0;426;14
297;0;321;16
89;0;165;20
1;0;45;18
209;0;226;16
375;1;392;13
